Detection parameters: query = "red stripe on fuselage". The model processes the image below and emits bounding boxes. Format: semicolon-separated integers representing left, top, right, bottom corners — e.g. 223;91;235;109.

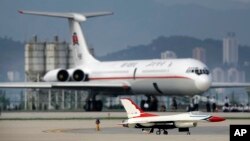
89;76;190;80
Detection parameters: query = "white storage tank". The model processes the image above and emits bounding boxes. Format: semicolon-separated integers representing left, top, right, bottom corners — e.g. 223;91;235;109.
25;36;45;74
45;36;69;72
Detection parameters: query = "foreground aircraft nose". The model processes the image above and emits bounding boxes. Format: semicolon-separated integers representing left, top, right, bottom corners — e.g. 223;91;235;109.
195;75;211;91
208;116;226;122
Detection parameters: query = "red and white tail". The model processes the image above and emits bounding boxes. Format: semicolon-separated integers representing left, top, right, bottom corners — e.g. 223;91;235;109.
120;98;157;118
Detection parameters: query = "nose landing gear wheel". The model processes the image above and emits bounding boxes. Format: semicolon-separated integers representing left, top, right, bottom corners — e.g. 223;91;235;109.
163;130;168;135
187;131;191;135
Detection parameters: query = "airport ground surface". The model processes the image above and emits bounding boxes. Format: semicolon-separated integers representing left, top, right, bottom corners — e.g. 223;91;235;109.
0;112;250;141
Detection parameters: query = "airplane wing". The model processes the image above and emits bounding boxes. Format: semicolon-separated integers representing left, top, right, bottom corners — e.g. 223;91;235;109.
210;82;250;88
0;81;130;90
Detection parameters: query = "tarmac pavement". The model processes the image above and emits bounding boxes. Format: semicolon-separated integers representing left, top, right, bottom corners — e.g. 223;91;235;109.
0;112;250;141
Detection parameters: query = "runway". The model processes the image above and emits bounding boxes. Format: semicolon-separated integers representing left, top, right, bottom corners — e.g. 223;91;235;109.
0;118;249;141
1;112;250;141
44;125;228;135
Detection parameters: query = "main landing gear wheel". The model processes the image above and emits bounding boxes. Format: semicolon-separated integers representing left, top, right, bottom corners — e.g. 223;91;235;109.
156;129;161;135
163;130;168;135
187;131;191;135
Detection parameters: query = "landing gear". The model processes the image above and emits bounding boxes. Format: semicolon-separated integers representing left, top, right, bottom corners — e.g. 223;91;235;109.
163;130;168;135
142;128;154;134
155;129;168;135
179;128;191;135
150;128;154;133
156;129;161;135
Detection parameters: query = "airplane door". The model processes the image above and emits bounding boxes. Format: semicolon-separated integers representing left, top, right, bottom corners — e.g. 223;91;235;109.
153;82;163;94
133;68;137;80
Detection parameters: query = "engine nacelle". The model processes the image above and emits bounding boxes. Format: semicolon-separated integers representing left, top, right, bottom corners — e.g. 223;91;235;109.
43;69;69;82
174;122;197;128
68;69;88;81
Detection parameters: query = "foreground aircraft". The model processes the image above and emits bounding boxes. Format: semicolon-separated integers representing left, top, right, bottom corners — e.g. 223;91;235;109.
120;98;225;135
0;11;250;98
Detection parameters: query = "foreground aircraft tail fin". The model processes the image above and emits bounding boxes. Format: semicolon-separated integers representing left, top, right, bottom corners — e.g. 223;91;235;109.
120;98;158;118
19;10;113;66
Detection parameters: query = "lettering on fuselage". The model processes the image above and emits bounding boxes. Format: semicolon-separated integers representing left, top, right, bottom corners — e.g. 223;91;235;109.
121;62;138;68
120;61;170;68
146;61;166;67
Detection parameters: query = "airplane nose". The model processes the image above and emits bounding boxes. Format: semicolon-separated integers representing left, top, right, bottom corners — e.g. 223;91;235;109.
195;75;211;91
208;116;226;122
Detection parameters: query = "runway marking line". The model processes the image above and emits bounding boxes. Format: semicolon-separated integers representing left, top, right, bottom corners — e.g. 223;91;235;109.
43;129;66;133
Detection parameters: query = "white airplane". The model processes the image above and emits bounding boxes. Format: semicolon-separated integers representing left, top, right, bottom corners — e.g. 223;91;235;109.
120;98;225;135
0;10;250;96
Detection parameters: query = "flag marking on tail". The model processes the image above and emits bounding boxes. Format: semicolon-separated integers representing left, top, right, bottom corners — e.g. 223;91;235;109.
72;32;79;45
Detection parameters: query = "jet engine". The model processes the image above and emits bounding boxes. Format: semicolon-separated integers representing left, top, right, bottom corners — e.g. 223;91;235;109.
43;69;69;82
68;69;88;81
174;122;197;128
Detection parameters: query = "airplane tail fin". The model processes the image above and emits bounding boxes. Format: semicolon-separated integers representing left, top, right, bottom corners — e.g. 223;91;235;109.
120;98;158;118
19;10;113;66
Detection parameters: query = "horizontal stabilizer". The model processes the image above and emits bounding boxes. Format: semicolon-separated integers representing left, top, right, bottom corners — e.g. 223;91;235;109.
18;10;113;21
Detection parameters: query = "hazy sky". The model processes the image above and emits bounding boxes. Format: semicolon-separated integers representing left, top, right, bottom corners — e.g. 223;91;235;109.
1;0;250;56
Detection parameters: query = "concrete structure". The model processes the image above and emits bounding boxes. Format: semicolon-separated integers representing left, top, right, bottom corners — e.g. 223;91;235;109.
223;32;238;66
24;36;93;110
45;40;69;71
25;36;46;82
192;47;206;63
0;112;249;141
161;50;177;59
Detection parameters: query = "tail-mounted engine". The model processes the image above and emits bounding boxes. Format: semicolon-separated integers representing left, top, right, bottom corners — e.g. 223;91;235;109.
67;68;88;81
43;69;69;82
43;68;89;82
71;69;88;81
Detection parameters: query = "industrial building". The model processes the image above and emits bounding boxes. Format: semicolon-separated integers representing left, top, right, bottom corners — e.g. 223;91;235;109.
223;32;238;66
192;47;206;63
24;36;91;111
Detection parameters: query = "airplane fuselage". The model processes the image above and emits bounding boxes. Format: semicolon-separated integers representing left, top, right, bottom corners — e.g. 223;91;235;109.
77;58;211;95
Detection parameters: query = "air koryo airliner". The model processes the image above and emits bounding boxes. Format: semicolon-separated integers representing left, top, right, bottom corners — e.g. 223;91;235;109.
0;10;250;96
120;98;225;135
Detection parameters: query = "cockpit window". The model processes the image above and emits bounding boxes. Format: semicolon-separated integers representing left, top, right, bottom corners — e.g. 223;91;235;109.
186;67;210;75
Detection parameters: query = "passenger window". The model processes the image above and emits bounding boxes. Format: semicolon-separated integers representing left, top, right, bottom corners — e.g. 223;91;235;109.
202;69;206;74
